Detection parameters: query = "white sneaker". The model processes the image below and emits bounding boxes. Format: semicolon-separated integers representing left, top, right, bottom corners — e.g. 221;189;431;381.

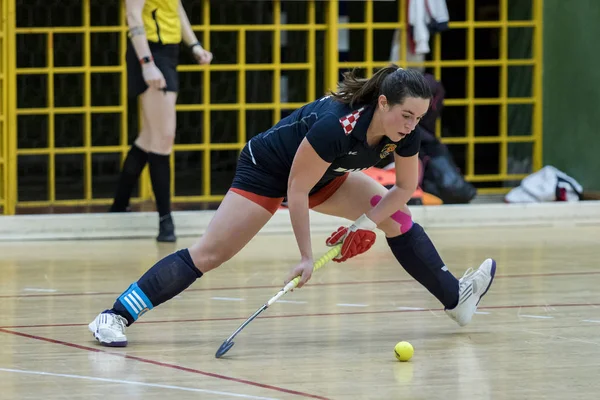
445;258;497;327
88;311;128;347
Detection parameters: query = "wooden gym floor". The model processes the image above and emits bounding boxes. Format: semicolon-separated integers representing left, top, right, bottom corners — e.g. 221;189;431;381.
0;224;599;400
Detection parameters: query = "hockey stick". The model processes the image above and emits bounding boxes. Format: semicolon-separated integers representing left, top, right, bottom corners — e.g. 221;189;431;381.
215;244;342;358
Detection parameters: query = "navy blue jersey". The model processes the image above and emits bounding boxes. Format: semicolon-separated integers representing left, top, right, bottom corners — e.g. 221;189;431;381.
246;95;421;193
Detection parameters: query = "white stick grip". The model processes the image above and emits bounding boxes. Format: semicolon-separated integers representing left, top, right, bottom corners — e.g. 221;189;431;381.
267;282;295;306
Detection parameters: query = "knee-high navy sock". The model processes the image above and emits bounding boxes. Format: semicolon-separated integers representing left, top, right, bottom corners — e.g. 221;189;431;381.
110;144;148;212
148;152;171;218
111;249;202;325
387;223;459;309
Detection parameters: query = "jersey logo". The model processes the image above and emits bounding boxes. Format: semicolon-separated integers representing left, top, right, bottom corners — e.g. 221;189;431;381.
339;107;365;135
380;144;397;158
333;166;369;173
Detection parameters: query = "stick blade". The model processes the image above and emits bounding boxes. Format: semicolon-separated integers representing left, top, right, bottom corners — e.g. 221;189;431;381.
215;340;235;358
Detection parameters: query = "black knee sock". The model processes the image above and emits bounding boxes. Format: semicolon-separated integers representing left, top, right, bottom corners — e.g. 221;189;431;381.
148;152;171;218
386;223;459;309
111;249;202;325
110;144;148;212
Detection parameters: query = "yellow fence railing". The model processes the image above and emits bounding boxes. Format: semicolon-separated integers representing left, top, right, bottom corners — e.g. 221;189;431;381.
332;0;543;194
0;0;8;214
0;0;543;215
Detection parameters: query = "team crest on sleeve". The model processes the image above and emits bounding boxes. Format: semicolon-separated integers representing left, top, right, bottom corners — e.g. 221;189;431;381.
339;107;365;135
380;144;397;158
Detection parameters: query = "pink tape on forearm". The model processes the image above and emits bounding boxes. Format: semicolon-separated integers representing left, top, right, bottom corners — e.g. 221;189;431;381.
370;195;413;234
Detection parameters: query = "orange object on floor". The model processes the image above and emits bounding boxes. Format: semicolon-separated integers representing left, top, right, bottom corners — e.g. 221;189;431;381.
362;167;443;206
279;168;443;211
362;167;396;187
410;187;443;206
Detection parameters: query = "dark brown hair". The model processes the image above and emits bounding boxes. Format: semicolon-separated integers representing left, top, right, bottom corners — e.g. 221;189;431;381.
330;64;433;108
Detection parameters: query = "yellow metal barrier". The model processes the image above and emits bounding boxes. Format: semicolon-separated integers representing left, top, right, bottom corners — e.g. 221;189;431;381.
0;0;6;214
3;0;543;214
12;1;129;210
9;0;328;212
334;0;543;194
0;0;15;215
173;0;324;205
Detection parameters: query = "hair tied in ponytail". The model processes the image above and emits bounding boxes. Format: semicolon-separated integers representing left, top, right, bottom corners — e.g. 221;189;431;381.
329;65;432;107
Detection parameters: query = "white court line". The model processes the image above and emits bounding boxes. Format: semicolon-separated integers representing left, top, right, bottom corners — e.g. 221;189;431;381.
474;311;490;315
582;319;600;323
336;303;368;307
0;368;278;400
521;330;600;346
211;297;244;301
276;300;307;304
519;315;554;319
397;307;425;311
23;288;57;293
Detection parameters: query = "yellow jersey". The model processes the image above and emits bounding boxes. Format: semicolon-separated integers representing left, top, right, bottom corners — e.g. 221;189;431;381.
141;0;181;45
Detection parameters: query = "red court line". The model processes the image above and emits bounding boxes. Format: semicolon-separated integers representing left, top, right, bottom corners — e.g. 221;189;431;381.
3;302;600;330
0;328;331;400
1;281;405;299
2;270;600;300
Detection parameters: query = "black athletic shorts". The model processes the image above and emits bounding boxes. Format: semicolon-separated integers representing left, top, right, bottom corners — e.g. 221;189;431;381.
126;40;180;98
230;142;349;214
231;142;344;198
231;142;289;199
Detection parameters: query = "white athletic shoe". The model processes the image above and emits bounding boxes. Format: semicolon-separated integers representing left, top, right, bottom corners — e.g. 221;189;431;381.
445;258;497;327
88;311;128;347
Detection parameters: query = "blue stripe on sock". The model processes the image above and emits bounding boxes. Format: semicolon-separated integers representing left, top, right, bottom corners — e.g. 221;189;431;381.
117;283;154;321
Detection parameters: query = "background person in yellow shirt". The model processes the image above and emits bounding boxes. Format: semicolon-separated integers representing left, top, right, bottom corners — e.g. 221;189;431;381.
110;0;213;242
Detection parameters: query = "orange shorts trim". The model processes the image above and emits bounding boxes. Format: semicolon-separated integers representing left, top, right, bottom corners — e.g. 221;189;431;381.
229;188;283;215
229;173;349;215
308;173;349;208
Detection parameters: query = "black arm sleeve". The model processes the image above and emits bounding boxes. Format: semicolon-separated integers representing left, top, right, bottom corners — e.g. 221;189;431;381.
305;114;349;163
395;125;422;157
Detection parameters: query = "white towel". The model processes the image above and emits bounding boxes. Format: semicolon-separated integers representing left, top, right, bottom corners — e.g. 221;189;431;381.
505;166;584;203
408;0;450;54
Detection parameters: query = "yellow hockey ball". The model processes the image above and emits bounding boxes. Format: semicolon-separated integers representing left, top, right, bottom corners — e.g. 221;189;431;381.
394;341;414;362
